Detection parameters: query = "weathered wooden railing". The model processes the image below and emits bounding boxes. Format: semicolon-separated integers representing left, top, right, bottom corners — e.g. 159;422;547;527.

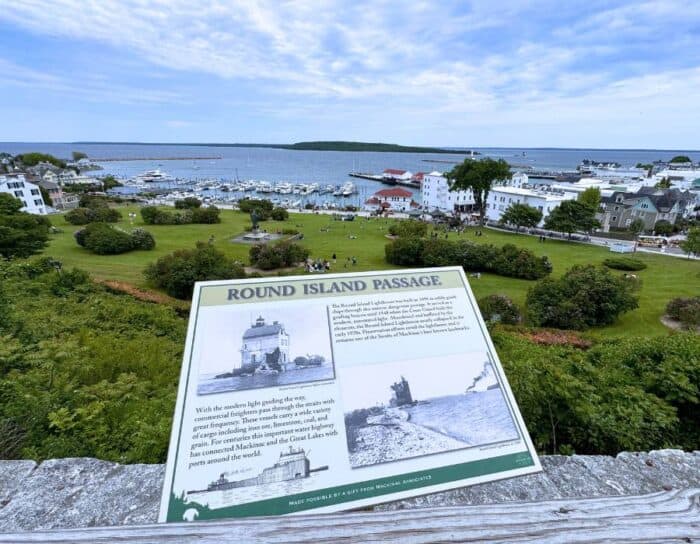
1;488;698;543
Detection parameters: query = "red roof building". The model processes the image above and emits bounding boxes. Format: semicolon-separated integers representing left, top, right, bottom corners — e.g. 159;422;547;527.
364;187;416;213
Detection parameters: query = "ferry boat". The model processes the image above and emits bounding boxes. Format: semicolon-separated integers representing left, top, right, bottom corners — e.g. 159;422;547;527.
133;169;175;183
189;447;328;493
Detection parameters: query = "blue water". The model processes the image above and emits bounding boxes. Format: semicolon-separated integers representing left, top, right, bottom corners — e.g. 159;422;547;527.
2;142;698;205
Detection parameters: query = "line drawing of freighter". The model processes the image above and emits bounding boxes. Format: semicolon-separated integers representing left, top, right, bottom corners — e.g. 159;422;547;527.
189;447;328;494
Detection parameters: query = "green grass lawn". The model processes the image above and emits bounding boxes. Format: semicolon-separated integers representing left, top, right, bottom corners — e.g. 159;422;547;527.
44;205;699;338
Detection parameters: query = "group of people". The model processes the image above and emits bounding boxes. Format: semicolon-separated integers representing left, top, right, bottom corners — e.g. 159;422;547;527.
306;258;331;272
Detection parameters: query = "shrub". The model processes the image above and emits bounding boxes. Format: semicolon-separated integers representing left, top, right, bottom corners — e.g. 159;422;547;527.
50;267;90;296
174;197;202;209
130;228;156;250
271;207;289;221
191;206;221;224
602;257;647;271
75;223;155;255
79;223;135;255
144;243;246;299
384;238;551;280
65;207;93;225
654;220;674;235
388;220;428;238
78;195;109;209
65;206;121;225
249;241;310;270
478;295;521;325
140;206;161;225
526;265;639;330
384;237;426;266
140;205;218;225
238;199;273;220
666;297;700;328
281;228;300;235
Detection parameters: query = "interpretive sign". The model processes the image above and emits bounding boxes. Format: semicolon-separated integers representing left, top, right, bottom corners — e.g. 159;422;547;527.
159;267;541;522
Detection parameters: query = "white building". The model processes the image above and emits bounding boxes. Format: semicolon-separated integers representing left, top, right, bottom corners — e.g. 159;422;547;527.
239;316;289;370
421;171;475;213
382;169;413;182
57;170;95;185
652;167;700;190
364;187;420;213
0;174;48;215
485;185;573;226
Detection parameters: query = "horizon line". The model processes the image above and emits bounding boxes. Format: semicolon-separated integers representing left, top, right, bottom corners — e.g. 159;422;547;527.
1;141;699;153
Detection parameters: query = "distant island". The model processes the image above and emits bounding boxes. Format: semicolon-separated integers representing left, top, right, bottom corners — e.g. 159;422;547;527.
71;140;475;154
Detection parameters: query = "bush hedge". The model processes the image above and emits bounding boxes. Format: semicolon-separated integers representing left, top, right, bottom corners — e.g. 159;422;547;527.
526;265;639;330
388;220;428;238
249;241;310;270
271;207;289;221
65;206;122;225
666;296;700;328
144;242;246;299
602;257;647;271
74;223;155;255
140;205;220;225
174;197;202;209
385;238;552;280
478;295;521;325
238;198;273;220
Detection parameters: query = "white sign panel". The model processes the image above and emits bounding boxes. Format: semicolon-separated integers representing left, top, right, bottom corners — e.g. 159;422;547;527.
159;267;540;522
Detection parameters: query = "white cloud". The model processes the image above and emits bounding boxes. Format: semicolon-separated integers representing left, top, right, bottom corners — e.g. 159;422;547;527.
1;0;700;145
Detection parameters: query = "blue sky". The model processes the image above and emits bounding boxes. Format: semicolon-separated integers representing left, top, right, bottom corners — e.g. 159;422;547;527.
0;0;699;147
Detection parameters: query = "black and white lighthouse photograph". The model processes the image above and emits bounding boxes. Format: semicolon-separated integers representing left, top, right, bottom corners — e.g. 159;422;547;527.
341;353;520;468
196;305;335;395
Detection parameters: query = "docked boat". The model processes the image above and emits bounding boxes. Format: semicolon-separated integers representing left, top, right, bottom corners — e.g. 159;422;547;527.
133;169;175;183
277;182;293;194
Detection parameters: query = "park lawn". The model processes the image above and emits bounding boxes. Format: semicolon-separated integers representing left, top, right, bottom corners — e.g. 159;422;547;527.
43;205;699;338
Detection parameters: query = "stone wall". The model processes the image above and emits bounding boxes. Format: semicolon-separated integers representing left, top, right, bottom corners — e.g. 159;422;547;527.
0;450;698;533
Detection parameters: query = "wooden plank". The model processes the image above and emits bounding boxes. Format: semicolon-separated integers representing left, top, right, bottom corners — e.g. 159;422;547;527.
1;488;698;543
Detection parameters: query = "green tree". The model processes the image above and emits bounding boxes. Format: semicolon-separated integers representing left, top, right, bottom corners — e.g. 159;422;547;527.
14;152;66;169
447;158;511;224
526;265;639;330
577;187;601;211
655;177;672;189
544;200;600;238
628;218;645;236
100;175;122;190
38;186;53;207
500;203;542;232
0;195;51;259
144;243;246;299
680;227;700;257
669;155;691;163
71;151;88;162
0;193;23;215
654;220;673;236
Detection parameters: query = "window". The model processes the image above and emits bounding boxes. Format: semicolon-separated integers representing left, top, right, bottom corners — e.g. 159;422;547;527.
22;200;27;207
34;199;43;206
612;216;617;222
31;189;40;195
614;206;619;211
14;190;23;197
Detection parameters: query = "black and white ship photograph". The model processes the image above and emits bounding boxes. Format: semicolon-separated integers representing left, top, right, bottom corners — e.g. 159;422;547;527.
342;353;520;468
196;305;335;394
185;447;329;509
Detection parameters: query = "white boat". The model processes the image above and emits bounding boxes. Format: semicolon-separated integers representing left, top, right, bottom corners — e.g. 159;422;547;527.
133;169;175;183
257;181;274;193
277;182;293;194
